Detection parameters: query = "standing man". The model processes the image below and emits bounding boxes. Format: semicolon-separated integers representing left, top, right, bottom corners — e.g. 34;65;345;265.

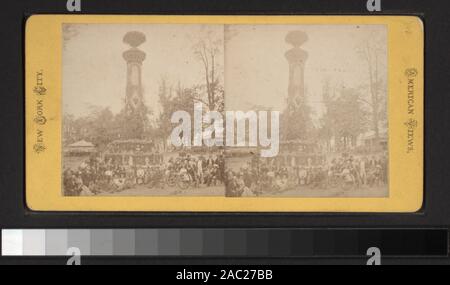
360;157;367;186
197;156;204;185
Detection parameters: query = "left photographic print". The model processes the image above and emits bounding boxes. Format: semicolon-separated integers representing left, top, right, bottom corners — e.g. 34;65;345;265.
62;24;225;197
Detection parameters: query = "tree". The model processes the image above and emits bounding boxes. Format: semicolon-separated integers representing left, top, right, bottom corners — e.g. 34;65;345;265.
114;103;150;140
321;87;369;151
318;79;334;151
62;107;116;149
91;108;115;147
358;35;387;144
156;79;201;149
193;29;224;112
62;113;76;144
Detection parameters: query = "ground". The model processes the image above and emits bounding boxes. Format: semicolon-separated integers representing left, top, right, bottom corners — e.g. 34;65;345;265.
97;184;224;196
260;184;388;197
96;183;386;197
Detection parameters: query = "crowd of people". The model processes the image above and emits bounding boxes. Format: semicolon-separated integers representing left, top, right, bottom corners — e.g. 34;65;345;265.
165;153;226;188
63;149;387;197
63;153;226;196
224;153;388;197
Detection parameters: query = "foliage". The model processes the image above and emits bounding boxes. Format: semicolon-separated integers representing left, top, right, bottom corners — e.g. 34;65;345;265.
320;87;370;150
63;108;116;149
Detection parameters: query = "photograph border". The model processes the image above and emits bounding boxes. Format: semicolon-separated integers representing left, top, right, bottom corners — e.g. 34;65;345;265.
25;15;423;212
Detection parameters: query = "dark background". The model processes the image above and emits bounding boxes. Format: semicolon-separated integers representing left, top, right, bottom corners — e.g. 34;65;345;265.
0;0;449;265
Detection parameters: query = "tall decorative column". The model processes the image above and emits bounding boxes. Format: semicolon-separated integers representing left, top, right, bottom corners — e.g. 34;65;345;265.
285;31;308;112
122;31;146;116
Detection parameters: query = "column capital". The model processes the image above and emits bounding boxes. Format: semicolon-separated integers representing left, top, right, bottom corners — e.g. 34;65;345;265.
285;48;308;64
123;48;146;63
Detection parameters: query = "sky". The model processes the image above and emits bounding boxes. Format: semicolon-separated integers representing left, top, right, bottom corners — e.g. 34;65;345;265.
225;24;387;120
62;23;224;117
63;23;387;122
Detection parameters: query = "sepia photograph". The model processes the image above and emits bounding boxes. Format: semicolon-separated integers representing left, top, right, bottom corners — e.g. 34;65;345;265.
61;23;388;198
223;24;388;198
62;24;226;197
